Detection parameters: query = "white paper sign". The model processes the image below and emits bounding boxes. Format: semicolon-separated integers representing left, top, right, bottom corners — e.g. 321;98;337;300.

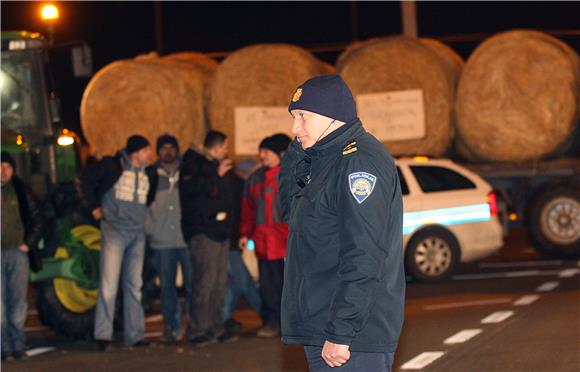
234;107;294;154
356;90;426;141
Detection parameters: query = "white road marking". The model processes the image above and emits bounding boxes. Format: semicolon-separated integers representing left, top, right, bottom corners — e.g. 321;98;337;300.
453;270;560;280
479;260;562;268
26;347;56;357
145;331;163;338
145;314;163;323
24;325;51;332
400;352;445;370
513;294;540;306
425;298;512;311
559;268;580;278
481;311;514;324
536;281;559;292
443;329;482;345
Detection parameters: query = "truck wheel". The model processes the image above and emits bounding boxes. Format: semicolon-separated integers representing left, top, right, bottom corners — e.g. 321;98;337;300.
526;184;580;258
405;227;461;282
35;225;101;340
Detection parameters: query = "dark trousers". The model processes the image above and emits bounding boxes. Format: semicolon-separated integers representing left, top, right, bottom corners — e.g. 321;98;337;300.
188;234;229;338
258;258;284;328
304;346;394;372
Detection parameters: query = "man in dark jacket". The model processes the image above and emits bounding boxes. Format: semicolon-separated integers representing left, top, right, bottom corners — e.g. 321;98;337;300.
1;151;43;361
81;135;153;351
180;130;234;346
279;75;405;371
239;134;291;338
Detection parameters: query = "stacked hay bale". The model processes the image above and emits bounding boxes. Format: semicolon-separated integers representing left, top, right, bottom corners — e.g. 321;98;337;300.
208;43;330;155
455;30;579;162
337;36;461;157
81;53;217;158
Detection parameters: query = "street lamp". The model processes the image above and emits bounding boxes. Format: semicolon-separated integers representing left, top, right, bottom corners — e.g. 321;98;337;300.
40;3;59;45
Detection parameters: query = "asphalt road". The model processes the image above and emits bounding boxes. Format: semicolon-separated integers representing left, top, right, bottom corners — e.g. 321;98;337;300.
3;229;579;372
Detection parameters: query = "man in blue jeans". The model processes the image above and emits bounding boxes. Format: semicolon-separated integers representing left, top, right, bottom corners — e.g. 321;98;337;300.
1;152;43;361
82;135;153;351
145;134;192;344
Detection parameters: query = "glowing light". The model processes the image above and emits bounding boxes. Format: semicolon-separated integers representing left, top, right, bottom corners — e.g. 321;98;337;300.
41;4;59;21
16;135;24;146
413;156;430;162
509;213;518;222
403;203;492;235
57;129;75;146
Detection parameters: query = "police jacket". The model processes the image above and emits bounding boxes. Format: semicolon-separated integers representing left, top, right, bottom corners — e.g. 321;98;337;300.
279;118;405;353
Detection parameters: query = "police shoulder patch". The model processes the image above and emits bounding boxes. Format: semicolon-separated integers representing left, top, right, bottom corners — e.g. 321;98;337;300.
348;172;377;204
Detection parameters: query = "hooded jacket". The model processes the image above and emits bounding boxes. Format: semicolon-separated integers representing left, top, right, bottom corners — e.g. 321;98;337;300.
279;118;405;353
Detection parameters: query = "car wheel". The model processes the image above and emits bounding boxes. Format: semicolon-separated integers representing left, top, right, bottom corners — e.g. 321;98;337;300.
526;183;580;258
405;227;460;282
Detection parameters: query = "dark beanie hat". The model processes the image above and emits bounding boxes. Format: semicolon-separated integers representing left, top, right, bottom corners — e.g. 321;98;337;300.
125;135;150;154
156;134;179;153
288;74;357;123
259;133;292;158
1;151;16;169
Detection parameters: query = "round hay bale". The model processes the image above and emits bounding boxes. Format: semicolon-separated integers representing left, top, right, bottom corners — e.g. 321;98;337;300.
337;36;455;157
162;52;219;77
81;59;206;158
208;44;329;155
419;38;464;88
456;30;579;162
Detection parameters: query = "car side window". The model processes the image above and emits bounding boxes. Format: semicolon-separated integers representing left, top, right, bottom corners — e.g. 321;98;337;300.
410;165;476;193
396;166;409;195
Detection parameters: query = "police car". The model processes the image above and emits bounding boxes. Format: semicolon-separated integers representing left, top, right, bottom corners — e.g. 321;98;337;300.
396;157;504;282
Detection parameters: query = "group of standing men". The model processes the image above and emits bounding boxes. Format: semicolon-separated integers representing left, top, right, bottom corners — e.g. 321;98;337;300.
82;126;291;350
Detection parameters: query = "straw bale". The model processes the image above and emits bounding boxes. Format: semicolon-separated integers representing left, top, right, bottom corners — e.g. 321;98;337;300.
455;30;579;162
162;52;219;77
208;44;329;155
419;38;464;88
81;59;206;158
337;36;455;157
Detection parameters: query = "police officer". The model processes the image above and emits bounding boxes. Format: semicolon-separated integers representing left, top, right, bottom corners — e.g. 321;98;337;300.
279;74;405;372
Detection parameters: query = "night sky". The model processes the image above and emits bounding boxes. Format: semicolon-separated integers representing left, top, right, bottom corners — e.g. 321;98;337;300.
2;1;579;140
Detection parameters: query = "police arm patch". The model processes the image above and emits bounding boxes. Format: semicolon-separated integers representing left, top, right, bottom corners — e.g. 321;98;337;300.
348;172;377;204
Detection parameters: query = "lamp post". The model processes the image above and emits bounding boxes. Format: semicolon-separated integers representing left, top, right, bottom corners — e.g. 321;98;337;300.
40;3;59;45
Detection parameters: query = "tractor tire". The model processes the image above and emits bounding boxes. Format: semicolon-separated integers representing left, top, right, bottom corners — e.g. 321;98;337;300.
526;183;580;258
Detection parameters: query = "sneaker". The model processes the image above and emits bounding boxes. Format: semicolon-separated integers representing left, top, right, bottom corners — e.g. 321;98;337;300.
129;340;153;348
12;350;28;361
96;340;111;352
160;330;178;344
257;325;280;338
224;318;241;333
217;331;239;343
189;335;215;348
1;352;14;361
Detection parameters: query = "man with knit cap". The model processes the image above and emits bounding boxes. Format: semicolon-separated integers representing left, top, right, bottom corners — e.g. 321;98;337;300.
239;133;291;338
279;74;405;371
82;134;153;351
145;134;192;344
1;151;43;361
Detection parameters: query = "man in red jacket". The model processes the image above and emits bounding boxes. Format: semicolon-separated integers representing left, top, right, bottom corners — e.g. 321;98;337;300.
239;134;291;338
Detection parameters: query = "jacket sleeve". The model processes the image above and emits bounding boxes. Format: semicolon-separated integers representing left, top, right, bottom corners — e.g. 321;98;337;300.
278;140;305;222
81;157;112;211
180;150;217;197
23;187;44;248
323;155;398;346
239;176;256;238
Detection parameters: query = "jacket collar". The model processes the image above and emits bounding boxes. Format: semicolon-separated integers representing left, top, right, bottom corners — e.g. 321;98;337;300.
304;118;366;158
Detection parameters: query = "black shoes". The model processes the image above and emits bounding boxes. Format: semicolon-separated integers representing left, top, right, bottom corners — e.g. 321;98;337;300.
12;350;28;360
97;340;112;352
1;352;14;361
129;340;153;348
217;331;239;344
189;335;216;348
224;318;242;333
